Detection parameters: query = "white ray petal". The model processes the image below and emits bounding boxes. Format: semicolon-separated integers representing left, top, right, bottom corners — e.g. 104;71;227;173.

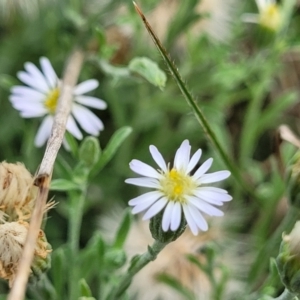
40;57;58;89
24;62;50;92
186;149;202;174
183;204;198;235
162;202;174;231
17;71;49;94
131;194;162;214
34;115;53;147
72;104;103;136
129;191;163;206
73;79;99;95
187;196;224;217
170;202;181;231
129;159;162;179
198;187;229;194
11;86;45;101
193;158;213;180
174;140;190;170
149;145;167;172
198;171;231;184
188;205;208;231
75;96;107;110
194;189;232;203
142;197;168;220
125;178;161;188
66;115;83;140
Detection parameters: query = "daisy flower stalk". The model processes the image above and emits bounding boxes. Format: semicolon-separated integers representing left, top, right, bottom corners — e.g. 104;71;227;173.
10;57;107;148
242;0;282;32
125;140;232;237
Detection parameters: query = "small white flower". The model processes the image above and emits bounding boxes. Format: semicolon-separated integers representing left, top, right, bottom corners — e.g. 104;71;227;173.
10;57;107;147
242;0;282;31
125;140;232;236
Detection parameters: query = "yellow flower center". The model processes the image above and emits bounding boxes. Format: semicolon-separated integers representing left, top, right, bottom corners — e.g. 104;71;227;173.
159;169;196;204
44;88;60;114
259;4;282;31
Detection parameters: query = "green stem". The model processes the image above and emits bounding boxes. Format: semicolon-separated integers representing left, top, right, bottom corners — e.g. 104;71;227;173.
133;3;258;200
68;188;87;300
107;240;167;300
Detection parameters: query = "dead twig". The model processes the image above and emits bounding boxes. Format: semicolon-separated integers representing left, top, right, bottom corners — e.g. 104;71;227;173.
7;48;85;300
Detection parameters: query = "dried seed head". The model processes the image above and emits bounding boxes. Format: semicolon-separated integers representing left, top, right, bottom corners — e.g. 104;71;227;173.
0;162;37;222
0;221;51;287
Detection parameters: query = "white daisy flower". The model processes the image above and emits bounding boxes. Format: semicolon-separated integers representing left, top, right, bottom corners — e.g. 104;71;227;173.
9;57;107;147
242;0;282;32
125;140;232;236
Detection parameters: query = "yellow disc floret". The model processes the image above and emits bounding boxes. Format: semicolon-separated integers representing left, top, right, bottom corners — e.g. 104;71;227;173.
160;169;196;204
259;3;282;31
44;88;60;114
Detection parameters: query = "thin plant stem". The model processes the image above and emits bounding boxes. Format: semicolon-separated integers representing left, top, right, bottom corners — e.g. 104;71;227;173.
132;2;258;200
107;240;167;300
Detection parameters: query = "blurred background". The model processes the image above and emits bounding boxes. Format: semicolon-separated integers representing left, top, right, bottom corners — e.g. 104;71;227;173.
1;0;300;299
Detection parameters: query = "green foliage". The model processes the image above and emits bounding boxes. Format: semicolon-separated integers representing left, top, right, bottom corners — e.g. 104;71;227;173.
1;0;300;299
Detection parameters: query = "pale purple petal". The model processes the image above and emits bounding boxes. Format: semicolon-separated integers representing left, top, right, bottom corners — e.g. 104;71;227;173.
188;205;208;231
170;202;181;231
162;202;174;231
11;86;46;101
142;197;168;220
149;145;167;172
40;57;58;89
125;178;161;188
193;158;213;180
75;96;107;110
17;71;49;94
128;191;163;206
24;62;50;92
187;196;224;216
66;115;83;140
73;79;99;95
198;170;231;184
129;159;162;179
34;115;53;147
131;193;162;214
199;187;229;194
182;204;198;235
186;149;202;174
194;189;232;203
72;104;103;136
174;140;190;170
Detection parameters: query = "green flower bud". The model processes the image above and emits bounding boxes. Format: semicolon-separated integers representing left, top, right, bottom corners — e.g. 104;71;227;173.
149;210;186;243
276;221;300;295
286;152;300;208
104;248;127;269
79;136;101;169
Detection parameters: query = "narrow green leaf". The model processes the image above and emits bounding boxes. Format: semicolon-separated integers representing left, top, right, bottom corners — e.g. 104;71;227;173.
64;132;79;158
51;248;67;297
90;126;132;177
79;279;93;297
50;179;81;191
128;57;167;89
113;209;132;249
156;273;195;300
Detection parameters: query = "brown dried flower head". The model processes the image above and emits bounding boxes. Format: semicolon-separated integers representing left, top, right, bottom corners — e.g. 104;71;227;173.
0;221;51;287
0;162;37;222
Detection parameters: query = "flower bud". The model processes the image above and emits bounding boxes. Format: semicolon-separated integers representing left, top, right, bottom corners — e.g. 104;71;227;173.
149;210;186;243
0;162;37;222
79;136;101;169
286;152;300;208
0;221;52;287
276;221;300;295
